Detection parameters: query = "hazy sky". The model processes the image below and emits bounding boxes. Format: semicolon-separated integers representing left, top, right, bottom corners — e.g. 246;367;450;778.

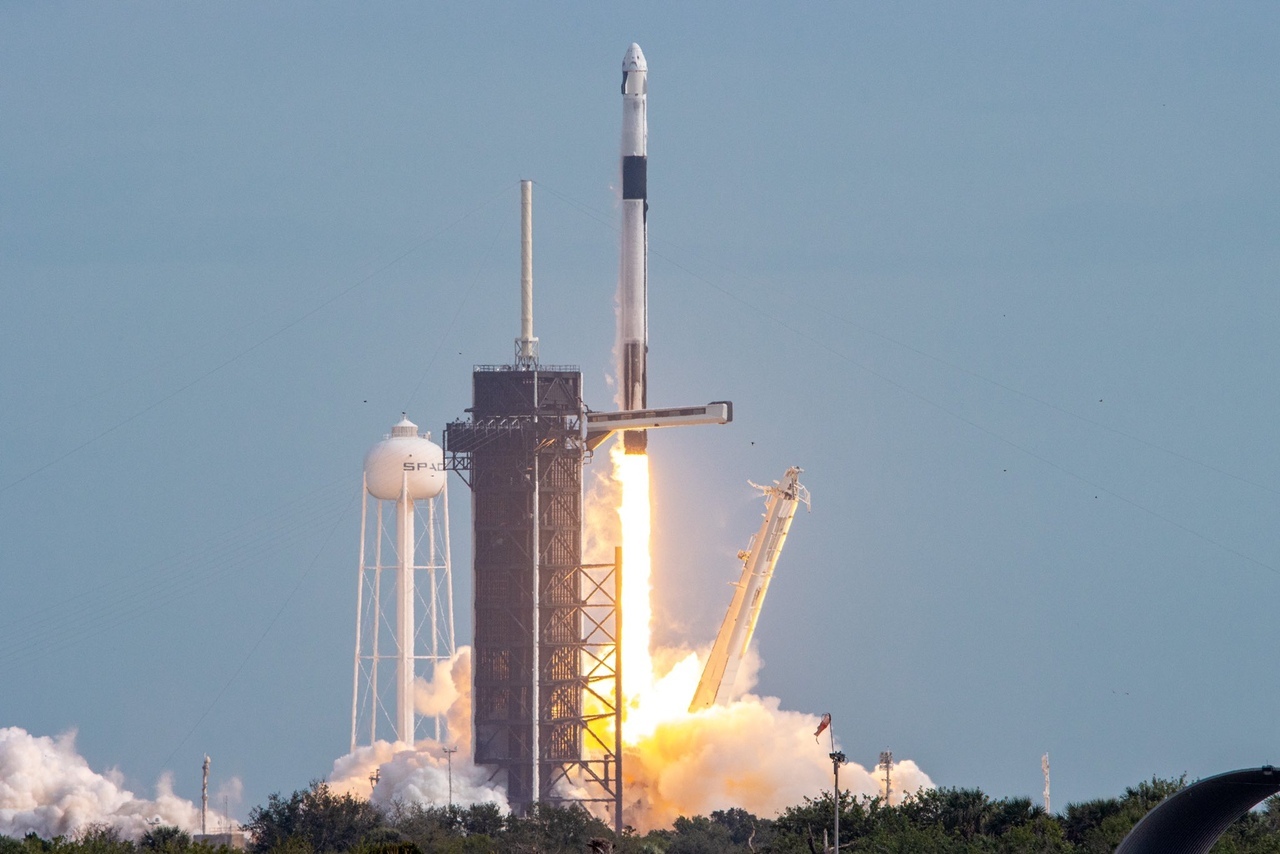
3;1;1279;821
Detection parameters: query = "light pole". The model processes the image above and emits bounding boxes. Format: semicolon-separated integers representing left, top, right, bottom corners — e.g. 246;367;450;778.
829;750;845;852
443;746;458;808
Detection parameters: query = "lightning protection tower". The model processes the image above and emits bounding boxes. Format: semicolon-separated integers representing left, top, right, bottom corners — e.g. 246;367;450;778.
351;415;456;750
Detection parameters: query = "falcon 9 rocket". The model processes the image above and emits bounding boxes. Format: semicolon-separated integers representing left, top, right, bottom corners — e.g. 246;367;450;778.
619;43;648;454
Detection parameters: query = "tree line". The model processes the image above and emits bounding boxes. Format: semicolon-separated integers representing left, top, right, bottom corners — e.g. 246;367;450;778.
5;775;1280;853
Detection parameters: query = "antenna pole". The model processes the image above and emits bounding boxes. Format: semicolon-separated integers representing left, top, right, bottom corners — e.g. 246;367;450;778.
879;750;893;803
201;755;210;836
443;746;458;809
828;746;845;853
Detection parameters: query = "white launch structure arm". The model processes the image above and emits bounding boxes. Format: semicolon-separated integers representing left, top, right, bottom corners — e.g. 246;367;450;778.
690;466;809;712
584;402;732;450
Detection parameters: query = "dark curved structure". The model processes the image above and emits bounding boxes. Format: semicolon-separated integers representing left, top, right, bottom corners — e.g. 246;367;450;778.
1116;766;1280;854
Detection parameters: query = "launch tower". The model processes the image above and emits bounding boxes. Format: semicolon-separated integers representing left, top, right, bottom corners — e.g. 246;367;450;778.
446;365;588;807
445;182;623;816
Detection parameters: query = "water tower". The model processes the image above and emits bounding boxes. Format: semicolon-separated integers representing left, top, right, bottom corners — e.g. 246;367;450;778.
350;415;456;749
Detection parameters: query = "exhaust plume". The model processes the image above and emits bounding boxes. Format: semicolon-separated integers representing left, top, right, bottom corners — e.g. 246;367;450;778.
0;727;233;840
580;447;934;830
617;653;933;828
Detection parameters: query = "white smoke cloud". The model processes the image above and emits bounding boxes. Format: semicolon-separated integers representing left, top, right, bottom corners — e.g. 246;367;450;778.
213;777;243;810
207;776;245;835
0;727;212;840
329;740;508;812
1;637;926;840
331;647;508;811
622;699;932;829
413;660;461;720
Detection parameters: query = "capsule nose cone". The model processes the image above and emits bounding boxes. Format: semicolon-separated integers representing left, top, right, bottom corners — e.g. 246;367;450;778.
622;43;647;73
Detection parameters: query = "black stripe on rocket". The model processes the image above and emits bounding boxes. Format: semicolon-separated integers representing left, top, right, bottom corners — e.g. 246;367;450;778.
622;156;647;200
622;156;648;452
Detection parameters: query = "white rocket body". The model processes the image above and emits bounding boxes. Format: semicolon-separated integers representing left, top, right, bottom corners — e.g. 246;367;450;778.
619;43;648;453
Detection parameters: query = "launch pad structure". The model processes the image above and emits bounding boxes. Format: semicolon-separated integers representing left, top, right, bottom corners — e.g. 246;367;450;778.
441;174;728;821
444;366;623;821
438;41;731;819
441;180;623;820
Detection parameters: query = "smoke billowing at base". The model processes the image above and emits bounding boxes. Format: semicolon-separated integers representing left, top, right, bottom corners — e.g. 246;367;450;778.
0;438;935;839
0;727;238;840
615;654;933;830
329;642;931;831
0;636;932;840
329;647;509;811
334;464;937;831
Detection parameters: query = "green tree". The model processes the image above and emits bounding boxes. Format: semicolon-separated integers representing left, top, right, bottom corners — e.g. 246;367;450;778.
709;808;772;850
382;802;507;854
992;814;1073;854
1061;776;1187;854
901;788;993;841
139;827;190;854
1061;795;1123;851
456;804;504;839
772;789;882;851
663;815;738;854
246;782;383;854
501;803;612;853
74;826;133;854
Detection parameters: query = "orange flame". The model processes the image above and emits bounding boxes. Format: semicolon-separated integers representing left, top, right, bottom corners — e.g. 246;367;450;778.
590;441;936;829
612;445;708;742
615;447;654;704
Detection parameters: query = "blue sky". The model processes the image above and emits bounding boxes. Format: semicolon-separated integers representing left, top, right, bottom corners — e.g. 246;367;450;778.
3;1;1279;820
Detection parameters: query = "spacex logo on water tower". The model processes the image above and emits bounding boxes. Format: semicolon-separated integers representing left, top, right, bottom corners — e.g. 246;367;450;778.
363;417;445;500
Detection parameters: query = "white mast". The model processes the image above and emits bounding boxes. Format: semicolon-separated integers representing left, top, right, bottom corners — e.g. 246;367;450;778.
201;755;209;836
880;750;893;803
516;180;539;367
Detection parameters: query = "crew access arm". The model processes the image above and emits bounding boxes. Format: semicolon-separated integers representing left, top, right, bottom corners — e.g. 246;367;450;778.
689;467;809;712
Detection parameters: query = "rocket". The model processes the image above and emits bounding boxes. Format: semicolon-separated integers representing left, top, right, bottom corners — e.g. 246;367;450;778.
619;42;648;454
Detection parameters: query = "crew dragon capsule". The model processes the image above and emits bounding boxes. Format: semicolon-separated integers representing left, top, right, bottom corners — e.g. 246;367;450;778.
619;42;648;454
